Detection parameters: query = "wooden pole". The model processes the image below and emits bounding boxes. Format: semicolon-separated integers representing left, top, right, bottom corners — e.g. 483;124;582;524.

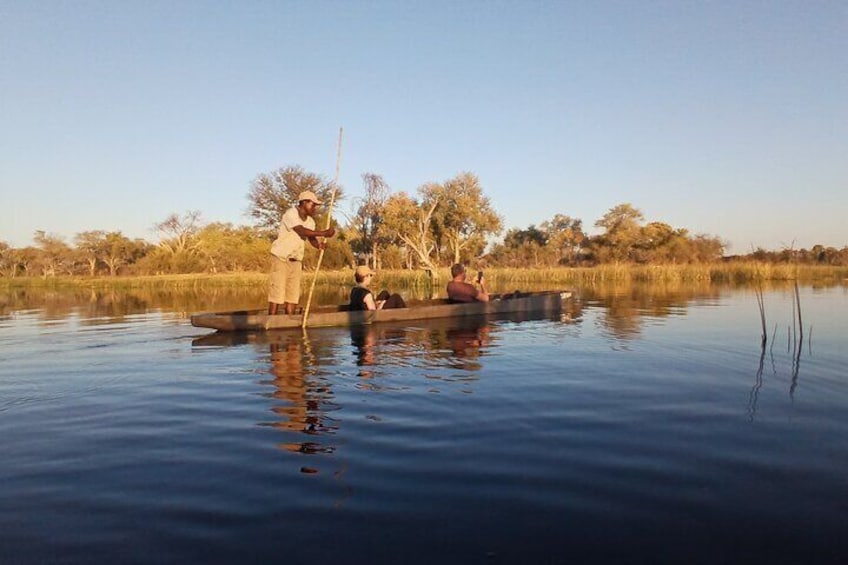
301;127;343;328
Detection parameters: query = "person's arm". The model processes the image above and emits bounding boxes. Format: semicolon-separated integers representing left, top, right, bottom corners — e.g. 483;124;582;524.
363;292;379;311
293;225;335;239
475;276;490;302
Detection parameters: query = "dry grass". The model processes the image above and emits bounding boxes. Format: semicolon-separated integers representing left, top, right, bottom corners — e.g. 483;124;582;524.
2;262;846;290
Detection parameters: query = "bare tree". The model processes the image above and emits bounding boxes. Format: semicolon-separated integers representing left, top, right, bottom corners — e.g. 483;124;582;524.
350;172;391;269
247;165;340;233
154;211;203;256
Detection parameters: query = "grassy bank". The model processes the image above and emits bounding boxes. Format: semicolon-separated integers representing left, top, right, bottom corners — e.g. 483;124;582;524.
1;262;846;290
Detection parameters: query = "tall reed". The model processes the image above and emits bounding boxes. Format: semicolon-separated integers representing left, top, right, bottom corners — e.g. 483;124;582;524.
2;262;846;290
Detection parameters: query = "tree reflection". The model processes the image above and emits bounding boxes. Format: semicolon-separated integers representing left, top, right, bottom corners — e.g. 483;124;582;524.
581;281;722;341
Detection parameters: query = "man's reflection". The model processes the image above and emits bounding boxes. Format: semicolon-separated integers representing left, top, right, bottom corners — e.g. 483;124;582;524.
445;323;491;366
267;334;336;457
350;325;377;370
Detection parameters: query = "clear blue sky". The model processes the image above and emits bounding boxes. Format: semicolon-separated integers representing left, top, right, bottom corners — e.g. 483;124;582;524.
2;1;846;253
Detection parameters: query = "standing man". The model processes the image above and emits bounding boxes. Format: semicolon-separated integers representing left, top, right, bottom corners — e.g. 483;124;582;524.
446;263;489;303
268;191;336;315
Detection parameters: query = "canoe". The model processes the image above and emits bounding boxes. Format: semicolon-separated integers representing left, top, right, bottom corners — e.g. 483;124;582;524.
191;290;572;332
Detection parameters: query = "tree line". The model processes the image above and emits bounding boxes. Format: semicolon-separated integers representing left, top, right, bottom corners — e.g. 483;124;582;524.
3;165;847;278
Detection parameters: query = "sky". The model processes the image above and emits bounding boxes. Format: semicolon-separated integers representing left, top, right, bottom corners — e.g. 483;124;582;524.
1;0;846;253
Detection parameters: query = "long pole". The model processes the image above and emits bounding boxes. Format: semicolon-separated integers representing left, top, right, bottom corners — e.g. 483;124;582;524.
301;127;343;328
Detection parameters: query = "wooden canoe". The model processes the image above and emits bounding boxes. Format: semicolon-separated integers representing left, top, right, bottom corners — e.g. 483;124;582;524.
191;290;572;332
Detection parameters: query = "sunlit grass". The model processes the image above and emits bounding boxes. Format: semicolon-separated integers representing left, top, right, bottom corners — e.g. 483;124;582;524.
1;262;846;290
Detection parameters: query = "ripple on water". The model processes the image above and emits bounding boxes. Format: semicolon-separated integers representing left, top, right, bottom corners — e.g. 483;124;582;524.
2;291;848;564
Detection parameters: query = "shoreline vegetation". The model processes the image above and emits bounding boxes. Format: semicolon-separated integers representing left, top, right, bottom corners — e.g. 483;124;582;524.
2;263;847;291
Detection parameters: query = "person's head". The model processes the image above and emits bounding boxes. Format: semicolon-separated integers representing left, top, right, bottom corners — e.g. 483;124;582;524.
450;263;466;280
297;191;323;216
354;264;375;284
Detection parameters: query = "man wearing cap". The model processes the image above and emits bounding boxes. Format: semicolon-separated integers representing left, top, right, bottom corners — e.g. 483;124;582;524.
349;265;406;310
268;190;336;316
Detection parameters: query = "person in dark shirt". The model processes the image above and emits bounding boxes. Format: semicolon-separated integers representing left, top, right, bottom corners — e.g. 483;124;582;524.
446;263;489;303
349;265;406;310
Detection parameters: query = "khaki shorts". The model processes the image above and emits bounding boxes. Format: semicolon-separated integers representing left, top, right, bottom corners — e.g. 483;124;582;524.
268;256;302;305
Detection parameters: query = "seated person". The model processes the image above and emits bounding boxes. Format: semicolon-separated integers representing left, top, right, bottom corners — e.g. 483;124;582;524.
446;263;489;303
349;265;406;310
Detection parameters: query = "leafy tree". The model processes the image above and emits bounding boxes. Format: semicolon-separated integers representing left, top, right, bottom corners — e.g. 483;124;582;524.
14;247;39;277
689;234;725;262
74;230;108;276
489;225;551;267
103;232;146;276
591;203;645;262
423;172;502;265
381;191;440;275
196;223;269;273
0;241;14;277
541;214;585;265
33;231;71;278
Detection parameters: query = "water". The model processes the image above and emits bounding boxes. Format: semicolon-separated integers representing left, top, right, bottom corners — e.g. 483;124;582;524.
1;283;847;564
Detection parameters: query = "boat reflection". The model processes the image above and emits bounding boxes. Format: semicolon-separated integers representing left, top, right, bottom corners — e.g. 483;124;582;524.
192;309;582;474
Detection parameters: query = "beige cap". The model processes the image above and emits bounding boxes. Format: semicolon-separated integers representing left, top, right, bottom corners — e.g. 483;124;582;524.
355;265;375;278
297;190;323;204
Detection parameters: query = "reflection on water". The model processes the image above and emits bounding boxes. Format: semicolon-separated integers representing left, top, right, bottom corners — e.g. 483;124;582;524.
0;285;268;322
580;280;722;340
194;311;577;476
2;283;848;563
265;334;339;460
4;278;822;340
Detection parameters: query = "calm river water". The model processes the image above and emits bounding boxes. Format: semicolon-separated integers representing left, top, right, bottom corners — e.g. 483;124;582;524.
1;282;847;564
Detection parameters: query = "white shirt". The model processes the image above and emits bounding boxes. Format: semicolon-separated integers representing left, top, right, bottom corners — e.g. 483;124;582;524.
271;207;315;261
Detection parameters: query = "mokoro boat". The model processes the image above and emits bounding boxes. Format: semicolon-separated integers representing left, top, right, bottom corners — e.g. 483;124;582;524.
191;290;572;332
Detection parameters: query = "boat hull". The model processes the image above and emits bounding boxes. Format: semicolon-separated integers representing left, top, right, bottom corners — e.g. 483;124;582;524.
191;291;572;332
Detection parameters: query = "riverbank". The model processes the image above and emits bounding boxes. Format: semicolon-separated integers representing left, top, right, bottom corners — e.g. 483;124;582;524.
1;262;847;290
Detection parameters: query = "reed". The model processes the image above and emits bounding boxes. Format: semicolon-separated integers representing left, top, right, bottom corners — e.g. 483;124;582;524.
1;262;846;290
754;281;767;347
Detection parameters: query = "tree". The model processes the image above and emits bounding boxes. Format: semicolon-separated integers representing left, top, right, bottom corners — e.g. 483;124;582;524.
33;231;71;278
154;211;202;256
247;165;341;233
381;191;440;275
14;247;39;277
689;234;725;262
591;203;645;262
74;230;108;276
541;214;585;265
102;232;145;276
195;223;270;273
492;226;546;267
423;172;502;265
350;172;391;269
0;241;13;277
